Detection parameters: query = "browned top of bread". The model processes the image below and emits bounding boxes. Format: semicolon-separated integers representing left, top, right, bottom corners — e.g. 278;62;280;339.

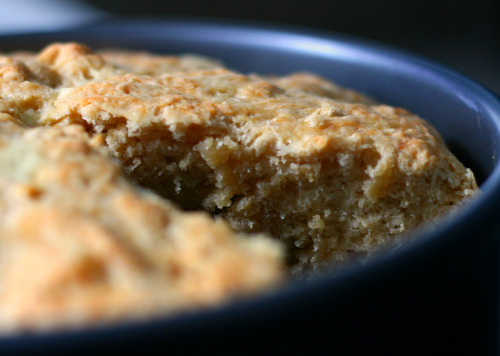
3;44;450;169
3;44;471;202
0;118;284;331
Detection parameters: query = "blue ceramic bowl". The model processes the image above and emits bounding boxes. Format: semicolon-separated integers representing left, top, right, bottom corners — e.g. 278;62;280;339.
0;19;498;354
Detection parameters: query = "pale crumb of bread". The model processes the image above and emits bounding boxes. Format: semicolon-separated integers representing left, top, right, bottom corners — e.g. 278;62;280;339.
0;43;478;329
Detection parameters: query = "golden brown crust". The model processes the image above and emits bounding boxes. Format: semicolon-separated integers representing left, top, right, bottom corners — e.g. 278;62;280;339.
268;72;376;104
0;119;284;331
0;43;477;329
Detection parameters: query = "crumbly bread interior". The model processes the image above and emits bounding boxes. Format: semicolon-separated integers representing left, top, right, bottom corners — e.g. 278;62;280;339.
0;43;477;282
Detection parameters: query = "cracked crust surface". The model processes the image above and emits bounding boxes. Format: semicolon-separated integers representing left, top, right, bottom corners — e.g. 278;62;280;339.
0;43;477;329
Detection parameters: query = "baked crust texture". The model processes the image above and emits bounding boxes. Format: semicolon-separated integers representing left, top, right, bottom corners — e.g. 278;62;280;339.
0;43;477;329
0;119;283;331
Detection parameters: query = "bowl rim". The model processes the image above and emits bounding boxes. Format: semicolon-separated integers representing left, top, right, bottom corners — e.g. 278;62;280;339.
0;17;499;351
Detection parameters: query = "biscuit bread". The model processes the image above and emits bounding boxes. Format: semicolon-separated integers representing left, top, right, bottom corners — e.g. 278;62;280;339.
0;42;477;329
3;43;478;270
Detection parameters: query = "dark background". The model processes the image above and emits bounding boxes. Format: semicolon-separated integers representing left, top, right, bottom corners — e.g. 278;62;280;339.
84;0;500;95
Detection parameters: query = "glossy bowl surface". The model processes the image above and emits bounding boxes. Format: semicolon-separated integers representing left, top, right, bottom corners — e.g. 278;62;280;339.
0;18;498;354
